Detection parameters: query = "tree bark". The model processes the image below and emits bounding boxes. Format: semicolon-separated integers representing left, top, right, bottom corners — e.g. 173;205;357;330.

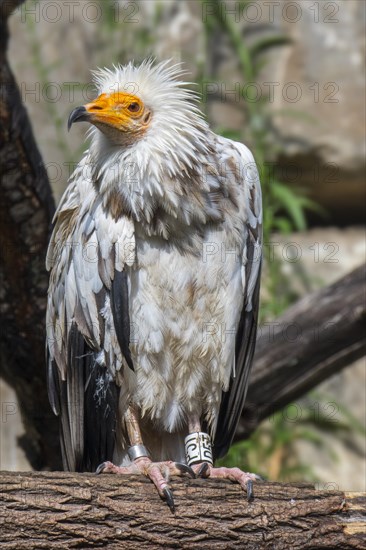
0;0;365;472
0;0;60;469
237;263;366;440
0;471;364;549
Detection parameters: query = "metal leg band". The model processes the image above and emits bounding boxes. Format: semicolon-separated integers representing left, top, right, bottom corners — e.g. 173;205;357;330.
185;432;213;466
127;444;150;461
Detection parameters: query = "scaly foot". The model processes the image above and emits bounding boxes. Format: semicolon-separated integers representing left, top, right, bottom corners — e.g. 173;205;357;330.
192;462;262;501
96;458;195;512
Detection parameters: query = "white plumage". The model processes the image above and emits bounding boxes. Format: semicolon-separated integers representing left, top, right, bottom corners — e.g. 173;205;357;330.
46;60;262;500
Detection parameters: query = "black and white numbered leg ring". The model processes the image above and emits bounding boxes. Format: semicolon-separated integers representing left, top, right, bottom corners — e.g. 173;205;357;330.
185;432;213;466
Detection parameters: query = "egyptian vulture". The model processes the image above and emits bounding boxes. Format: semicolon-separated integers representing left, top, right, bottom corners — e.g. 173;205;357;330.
46;59;262;511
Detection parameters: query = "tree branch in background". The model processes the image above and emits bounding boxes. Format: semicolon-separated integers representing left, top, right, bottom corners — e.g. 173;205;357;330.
238;264;366;440
0;0;60;469
0;472;365;549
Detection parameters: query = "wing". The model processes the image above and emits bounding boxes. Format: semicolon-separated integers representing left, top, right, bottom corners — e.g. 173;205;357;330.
213;140;262;460
46;156;135;471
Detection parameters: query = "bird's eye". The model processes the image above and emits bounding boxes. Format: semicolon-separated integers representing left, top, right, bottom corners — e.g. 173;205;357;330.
128;102;140;113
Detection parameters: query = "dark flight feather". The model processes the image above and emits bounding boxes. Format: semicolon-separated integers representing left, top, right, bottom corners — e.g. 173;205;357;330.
213;231;262;460
110;269;134;371
50;323;120;472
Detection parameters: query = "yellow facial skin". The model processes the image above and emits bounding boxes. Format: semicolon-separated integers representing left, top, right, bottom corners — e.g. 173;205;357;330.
68;92;152;146
84;92;151;134
68;91;152;145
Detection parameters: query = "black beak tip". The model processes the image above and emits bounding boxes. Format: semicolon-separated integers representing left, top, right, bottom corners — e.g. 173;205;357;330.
68;106;88;131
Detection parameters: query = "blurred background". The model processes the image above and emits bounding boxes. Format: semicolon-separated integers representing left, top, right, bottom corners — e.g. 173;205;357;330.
1;0;365;491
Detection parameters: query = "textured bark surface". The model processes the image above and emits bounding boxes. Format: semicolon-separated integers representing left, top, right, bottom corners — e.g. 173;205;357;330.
0;471;365;549
0;0;59;469
237;263;366;440
0;0;365;473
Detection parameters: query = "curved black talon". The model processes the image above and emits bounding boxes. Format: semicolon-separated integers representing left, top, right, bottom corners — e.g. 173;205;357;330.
175;462;196;478
96;462;107;475
197;462;210;478
163;487;175;513
246;479;254;502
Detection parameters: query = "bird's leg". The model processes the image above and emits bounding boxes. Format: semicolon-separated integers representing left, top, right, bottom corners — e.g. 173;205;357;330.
96;406;195;512
186;416;261;501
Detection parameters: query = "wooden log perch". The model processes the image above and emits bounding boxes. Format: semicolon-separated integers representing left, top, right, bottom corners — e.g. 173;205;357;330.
1;0;365;472
0;471;365;549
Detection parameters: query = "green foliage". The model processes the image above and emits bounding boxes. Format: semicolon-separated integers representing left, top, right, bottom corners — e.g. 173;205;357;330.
218;393;365;482
271;182;318;232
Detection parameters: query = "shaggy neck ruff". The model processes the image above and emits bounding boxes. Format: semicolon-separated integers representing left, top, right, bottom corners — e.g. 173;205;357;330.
83;60;216;224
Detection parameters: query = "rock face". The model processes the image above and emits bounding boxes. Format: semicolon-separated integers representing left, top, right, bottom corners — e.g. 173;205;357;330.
196;0;365;224
265;0;365;224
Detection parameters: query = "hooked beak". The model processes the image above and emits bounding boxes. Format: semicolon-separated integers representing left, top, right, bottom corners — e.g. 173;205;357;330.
67;106;89;131
67;93;148;143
